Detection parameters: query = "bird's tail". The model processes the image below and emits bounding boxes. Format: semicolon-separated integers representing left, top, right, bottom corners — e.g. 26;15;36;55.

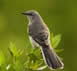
40;44;64;69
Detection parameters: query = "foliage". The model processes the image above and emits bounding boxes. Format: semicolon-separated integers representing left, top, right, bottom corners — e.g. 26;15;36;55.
0;34;64;71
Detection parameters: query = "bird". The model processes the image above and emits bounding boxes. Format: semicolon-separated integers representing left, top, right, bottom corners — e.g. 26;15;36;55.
21;10;64;70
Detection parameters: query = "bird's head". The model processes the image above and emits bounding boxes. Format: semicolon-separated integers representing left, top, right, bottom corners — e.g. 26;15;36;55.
21;10;41;22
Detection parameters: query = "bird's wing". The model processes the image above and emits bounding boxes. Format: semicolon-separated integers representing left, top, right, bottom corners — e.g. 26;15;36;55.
31;31;49;47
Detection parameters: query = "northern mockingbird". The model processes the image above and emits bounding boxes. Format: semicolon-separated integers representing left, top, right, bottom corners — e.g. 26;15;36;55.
22;10;64;69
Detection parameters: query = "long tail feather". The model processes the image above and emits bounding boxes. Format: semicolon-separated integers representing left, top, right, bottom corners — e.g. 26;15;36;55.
40;45;64;69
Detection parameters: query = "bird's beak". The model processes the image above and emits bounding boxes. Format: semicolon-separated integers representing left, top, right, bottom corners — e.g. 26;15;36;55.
21;12;32;16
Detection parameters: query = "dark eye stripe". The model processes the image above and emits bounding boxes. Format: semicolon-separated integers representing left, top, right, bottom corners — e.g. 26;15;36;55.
27;13;33;16
21;13;33;16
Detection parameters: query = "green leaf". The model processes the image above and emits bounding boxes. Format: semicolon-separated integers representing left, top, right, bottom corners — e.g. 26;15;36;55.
37;65;47;70
8;42;17;57
8;42;23;57
55;49;64;53
51;34;62;48
0;51;5;66
7;35;63;71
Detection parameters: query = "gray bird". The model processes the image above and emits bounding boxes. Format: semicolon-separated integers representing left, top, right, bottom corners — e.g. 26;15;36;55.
22;10;64;70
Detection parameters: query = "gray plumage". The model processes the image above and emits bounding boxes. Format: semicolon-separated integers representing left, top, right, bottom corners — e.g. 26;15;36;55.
22;10;64;69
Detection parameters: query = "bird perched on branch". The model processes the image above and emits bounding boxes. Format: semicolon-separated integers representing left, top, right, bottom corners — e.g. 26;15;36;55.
21;10;64;70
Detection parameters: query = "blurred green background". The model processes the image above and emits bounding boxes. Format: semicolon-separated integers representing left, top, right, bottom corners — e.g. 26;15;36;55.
0;0;77;71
